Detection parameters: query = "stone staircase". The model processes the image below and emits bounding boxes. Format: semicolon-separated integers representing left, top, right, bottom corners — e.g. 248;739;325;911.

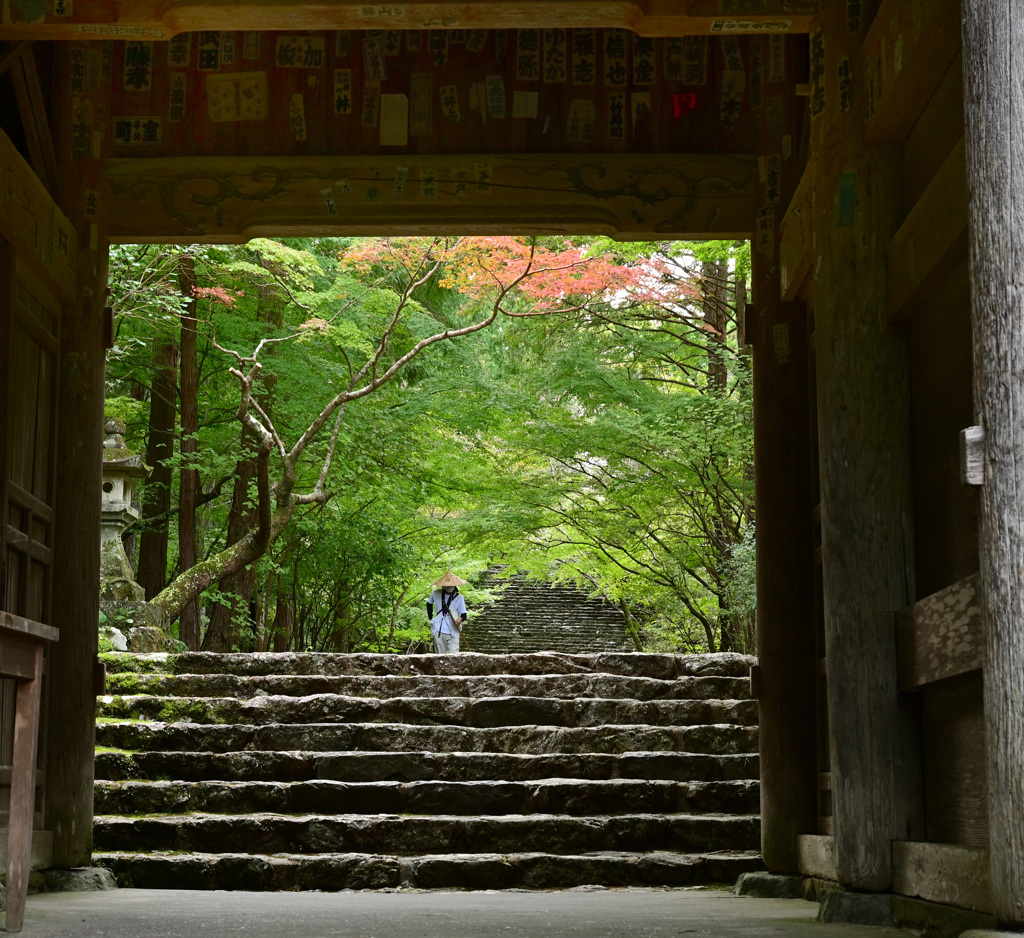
467;574;631;654
93;651;763;891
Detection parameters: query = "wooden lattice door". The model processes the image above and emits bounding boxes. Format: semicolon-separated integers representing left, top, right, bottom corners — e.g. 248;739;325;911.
0;250;60;837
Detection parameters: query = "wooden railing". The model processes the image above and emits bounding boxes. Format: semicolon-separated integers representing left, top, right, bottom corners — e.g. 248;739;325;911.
0;611;57;934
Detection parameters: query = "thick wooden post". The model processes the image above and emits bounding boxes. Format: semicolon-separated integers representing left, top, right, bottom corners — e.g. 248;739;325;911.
751;36;817;873
44;41;111;867
811;3;922;889
960;1;1024;924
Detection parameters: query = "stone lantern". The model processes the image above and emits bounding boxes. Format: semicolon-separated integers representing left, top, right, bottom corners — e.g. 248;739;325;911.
99;418;168;650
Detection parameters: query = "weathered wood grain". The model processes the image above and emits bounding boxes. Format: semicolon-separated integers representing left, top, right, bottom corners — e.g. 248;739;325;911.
862;0;962;144
961;0;1024;923
892;841;991;914
779;162;812;301
0;0;817;40
43;43;109;870
886;138;967;322
922;675;987;849
752;36;817;875
903;53;963;207
797;833;837;881
813;0;923;891
896;574;982;691
101;153;757;242
0;128;77;302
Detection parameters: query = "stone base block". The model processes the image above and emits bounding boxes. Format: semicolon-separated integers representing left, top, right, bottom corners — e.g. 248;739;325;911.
817;889;894;927
734;871;807;899
42;868;118;893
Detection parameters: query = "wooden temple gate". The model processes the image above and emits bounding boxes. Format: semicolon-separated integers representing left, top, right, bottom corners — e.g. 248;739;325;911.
1;0;1023;928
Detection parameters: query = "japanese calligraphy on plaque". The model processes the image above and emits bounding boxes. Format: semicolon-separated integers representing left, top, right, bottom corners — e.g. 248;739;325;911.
336;31;351;56
289;94;307;140
572;29;596;85
277;36;325;68
169;72;187;121
362;83;381;127
363;37;387;80
608;91;626;139
440;84;460;123
664;37;683;80
474;164;493;192
683;37;707;85
494;30;508;63
632;36;655;85
70;47;85;93
221;31;236;65
383;30;401;55
486;75;506;118
207;72;268;122
768;34;785;83
543;29;567;83
466;30;488;53
603;29;627;86
750;40;763;109
765;155;781;203
406;30;422;52
197;32;220;71
334;69;353;115
720;69;745;129
631;92;652;133
393;166;408;196
451;167;472;196
809;27;825;119
113;117;162;145
168;34;191;68
428;31;448;67
243;32;260;59
517;30;540;81
838;57;852;113
420;167;438;199
755;206;774;257
123;41;153;91
410;73;433;136
566;99;596;142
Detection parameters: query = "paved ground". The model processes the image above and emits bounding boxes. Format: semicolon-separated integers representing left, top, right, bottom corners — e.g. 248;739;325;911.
12;887;909;938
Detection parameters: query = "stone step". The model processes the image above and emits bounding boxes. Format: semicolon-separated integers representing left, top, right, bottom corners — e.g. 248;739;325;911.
102;672;750;701
96;721;759;756
101;651;756;680
97;694;757;728
94;749;760;784
93;812;761;855
94;849;764;891
94;778;760;817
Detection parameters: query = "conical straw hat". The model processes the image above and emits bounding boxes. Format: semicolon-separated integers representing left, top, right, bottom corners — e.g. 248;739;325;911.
434;570;467;588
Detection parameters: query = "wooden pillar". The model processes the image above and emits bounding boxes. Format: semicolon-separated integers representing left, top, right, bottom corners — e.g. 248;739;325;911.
44;41;111;867
960;2;1024;924
811;3;922;889
750;36;817;873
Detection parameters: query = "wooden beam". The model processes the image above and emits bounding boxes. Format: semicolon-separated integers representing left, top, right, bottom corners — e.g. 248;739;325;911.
797;833;837;881
15;47;60;196
0;41;31;79
962;0;1024;924
0;0;817;40
0;128;78;302
886;138;967;323
752;36;817;877
895;573;983;692
892;842;992;914
779;162;812;301
903;53;963;208
862;0;962;144
813;0;922;890
101;152;757;242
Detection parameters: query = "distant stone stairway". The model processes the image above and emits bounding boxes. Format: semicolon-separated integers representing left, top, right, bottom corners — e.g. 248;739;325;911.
467;574;631;653
93;651;763;891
